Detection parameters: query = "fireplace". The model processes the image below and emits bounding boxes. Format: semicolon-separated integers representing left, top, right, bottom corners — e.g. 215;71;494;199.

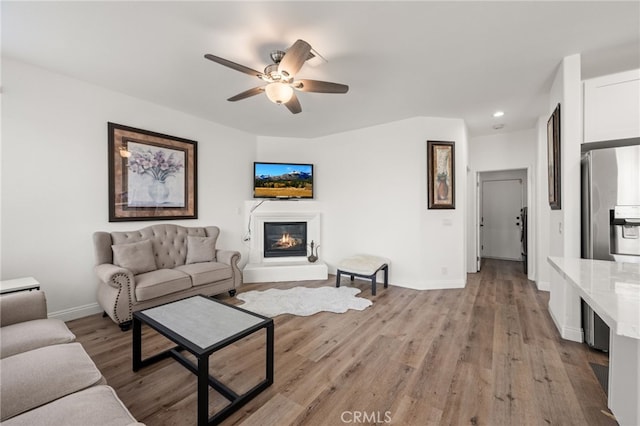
243;201;327;283
263;222;307;258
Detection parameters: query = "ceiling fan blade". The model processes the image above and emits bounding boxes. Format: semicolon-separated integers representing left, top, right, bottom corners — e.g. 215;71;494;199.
227;86;265;102
293;79;349;94
284;93;302;114
278;39;311;79
204;54;263;78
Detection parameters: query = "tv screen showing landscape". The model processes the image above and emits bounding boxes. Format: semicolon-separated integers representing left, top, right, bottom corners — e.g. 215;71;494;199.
254;162;314;199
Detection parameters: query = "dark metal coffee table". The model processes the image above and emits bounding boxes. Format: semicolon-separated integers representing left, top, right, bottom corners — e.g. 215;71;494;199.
132;295;274;425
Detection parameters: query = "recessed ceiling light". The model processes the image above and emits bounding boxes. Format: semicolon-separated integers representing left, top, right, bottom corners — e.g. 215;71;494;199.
493;111;505;118
493;123;505;130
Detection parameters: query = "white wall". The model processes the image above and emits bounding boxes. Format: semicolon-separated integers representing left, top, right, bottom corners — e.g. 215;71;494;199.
545;55;583;260
546;54;584;340
1;59;256;319
256;117;469;290
535;116;551;290
467;129;537;279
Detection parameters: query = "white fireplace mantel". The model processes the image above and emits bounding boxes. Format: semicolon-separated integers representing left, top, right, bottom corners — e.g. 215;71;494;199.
242;200;328;283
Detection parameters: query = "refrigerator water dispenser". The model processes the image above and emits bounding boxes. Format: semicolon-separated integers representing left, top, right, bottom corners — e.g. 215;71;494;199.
610;205;640;262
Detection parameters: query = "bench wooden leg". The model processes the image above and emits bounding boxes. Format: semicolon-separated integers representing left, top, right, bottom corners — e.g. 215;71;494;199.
383;264;389;288
371;275;377;296
336;270;342;288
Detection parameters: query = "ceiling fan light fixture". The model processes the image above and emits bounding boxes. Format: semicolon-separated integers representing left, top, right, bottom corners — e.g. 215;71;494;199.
205;39;348;114
265;82;293;104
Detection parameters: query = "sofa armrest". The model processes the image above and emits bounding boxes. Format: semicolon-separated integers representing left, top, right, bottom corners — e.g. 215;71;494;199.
95;264;136;326
216;250;242;289
95;264;134;290
216;249;240;266
0;290;47;327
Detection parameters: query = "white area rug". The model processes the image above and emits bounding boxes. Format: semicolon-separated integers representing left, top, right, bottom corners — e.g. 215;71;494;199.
236;286;372;317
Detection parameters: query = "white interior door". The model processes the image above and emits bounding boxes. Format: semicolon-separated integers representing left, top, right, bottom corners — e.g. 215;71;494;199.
476;172;482;271
481;179;523;261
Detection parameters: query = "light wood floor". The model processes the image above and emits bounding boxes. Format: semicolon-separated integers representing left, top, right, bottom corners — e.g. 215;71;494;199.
67;259;615;425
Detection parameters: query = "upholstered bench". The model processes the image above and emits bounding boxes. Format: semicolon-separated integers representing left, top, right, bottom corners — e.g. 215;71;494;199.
336;254;389;295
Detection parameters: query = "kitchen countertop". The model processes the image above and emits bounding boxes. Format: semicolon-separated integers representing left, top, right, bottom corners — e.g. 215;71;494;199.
548;257;640;340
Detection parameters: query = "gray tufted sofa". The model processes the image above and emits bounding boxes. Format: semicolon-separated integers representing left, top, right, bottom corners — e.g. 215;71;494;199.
93;224;241;330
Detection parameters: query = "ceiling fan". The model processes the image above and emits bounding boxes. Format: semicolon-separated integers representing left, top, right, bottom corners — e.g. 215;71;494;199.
204;39;349;114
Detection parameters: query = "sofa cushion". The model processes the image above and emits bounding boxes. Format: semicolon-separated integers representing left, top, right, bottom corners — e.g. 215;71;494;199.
134;269;192;301
112;239;157;275
0;318;75;359
186;235;217;264
175;262;233;287
0;290;47;327
111;224;209;269
2;385;140;426
0;343;104;421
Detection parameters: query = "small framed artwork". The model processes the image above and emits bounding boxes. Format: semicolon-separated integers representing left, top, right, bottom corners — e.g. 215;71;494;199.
547;104;561;210
427;140;455;209
108;122;197;221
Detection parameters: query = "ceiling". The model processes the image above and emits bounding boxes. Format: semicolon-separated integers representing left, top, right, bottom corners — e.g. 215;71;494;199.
2;1;639;139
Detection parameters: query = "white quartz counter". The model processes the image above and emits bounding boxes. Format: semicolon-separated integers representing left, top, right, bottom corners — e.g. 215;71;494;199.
548;257;640;340
548;257;640;425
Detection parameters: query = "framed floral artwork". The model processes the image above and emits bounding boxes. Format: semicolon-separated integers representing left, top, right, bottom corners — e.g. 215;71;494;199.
547;103;561;210
427;140;455;209
108;122;197;221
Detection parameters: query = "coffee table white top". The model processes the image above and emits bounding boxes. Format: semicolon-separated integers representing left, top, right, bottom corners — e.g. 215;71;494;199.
548;257;640;339
0;276;40;294
140;296;266;350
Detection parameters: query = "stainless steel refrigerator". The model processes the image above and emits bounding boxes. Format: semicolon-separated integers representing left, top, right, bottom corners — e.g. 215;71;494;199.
581;140;640;351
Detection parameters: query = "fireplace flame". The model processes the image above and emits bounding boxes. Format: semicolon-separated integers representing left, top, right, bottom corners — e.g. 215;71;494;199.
273;232;300;249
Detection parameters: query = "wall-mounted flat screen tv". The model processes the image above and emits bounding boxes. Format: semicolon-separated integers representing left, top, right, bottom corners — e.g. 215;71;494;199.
254;162;314;199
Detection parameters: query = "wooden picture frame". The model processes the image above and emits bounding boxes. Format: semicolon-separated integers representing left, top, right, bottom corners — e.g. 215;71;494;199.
427;140;455;209
108;122;197;221
547;104;561;210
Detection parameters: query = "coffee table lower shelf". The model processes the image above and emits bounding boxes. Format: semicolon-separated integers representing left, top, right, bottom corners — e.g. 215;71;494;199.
132;296;274;426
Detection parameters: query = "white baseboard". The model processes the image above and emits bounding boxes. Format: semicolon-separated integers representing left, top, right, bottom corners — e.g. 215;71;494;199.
536;279;550;292
423;279;466;290
344;278;465;291
49;302;102;322
548;306;582;342
404;280;467;290
561;325;583;342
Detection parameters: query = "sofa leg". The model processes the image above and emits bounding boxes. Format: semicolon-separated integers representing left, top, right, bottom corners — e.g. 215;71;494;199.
102;311;108;318
229;289;237;297
119;321;132;332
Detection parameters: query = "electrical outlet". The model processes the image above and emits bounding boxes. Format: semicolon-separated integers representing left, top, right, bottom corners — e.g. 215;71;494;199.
441;267;448;275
